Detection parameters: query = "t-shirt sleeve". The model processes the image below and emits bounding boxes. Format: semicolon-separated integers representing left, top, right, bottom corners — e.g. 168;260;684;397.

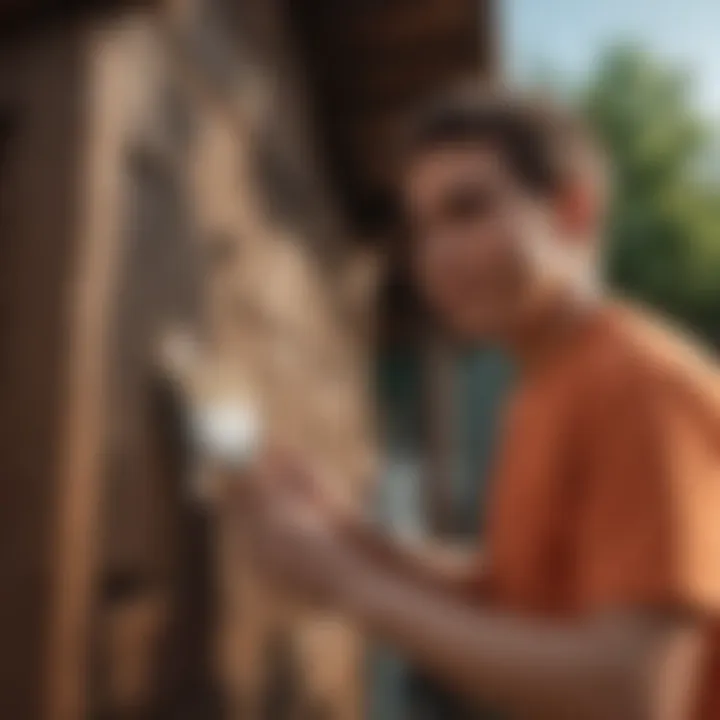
575;367;720;616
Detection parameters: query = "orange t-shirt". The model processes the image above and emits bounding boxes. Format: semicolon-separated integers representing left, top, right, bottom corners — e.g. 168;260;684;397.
484;302;720;719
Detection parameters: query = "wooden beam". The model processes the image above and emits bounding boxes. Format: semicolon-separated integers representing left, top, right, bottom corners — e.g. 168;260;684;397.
310;0;476;48
0;0;155;40
316;42;479;113
43;16;158;720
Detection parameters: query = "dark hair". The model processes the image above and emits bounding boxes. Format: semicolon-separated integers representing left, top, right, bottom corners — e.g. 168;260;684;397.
405;84;605;197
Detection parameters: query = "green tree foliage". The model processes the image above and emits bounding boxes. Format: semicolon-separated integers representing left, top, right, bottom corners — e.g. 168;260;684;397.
581;45;720;341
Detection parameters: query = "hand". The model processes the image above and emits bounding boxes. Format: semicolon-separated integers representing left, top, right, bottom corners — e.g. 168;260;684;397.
229;452;362;608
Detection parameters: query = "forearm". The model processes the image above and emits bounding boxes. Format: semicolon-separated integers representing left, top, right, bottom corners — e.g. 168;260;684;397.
338;517;479;600
340;560;698;720
345;570;606;718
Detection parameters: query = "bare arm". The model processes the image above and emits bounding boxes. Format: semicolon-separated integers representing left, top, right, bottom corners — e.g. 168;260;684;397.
254;453;483;601
336;516;481;600
339;555;708;720
235;448;709;719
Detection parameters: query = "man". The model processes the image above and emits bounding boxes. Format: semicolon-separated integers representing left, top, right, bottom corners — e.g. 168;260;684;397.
233;89;720;719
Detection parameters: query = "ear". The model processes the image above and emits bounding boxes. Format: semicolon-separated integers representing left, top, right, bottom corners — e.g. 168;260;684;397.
555;179;598;241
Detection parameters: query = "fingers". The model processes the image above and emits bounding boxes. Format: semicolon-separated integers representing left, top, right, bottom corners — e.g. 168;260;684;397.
226;453;295;520
225;463;270;518
226;448;331;544
252;447;323;505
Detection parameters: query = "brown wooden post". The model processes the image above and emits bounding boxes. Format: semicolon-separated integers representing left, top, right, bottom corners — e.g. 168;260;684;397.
44;16;168;720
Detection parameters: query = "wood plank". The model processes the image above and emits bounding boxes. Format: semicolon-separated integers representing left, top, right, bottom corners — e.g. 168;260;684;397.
0;24;85;720
43;16;160;720
318;42;479;111
312;0;475;46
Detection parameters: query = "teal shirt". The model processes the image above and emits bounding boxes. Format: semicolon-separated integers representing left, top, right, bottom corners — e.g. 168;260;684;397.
369;347;514;719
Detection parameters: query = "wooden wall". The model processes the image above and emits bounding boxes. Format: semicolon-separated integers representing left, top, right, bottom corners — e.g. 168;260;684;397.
0;22;86;720
0;2;491;718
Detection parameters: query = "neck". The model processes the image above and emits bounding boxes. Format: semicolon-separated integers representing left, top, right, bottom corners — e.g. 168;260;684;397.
501;287;605;375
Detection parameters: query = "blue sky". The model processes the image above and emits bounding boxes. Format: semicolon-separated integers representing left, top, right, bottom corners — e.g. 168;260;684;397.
502;0;720;118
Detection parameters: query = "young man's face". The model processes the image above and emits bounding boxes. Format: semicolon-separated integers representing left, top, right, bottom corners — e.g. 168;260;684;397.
403;143;576;341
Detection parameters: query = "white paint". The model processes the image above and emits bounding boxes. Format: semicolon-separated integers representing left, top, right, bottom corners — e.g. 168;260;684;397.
191;399;262;467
